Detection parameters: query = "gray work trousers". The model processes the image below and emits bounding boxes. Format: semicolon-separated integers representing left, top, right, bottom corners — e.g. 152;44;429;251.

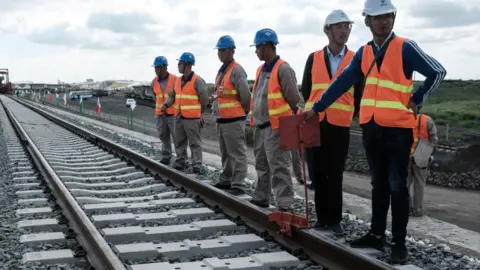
217;121;248;189
155;114;175;162
407;159;428;212
290;149;304;182
252;125;294;209
174;117;202;168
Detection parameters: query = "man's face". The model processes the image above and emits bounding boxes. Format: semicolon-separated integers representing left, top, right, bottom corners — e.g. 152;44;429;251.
154;67;162;76
370;13;394;36
330;22;352;44
178;62;185;74
255;44;267;61
217;48;233;63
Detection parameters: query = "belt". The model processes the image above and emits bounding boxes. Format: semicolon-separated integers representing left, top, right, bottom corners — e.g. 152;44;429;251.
257;122;271;130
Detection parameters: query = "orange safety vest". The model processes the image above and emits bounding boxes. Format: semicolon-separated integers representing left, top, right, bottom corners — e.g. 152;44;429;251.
249;59;292;130
411;114;429;155
153;74;176;115
214;61;246;119
360;36;416;128
305;49;355;127
174;74;201;118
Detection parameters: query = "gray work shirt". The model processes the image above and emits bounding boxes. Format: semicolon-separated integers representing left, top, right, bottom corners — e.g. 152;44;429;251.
252;60;300;126
165;73;209;113
151;74;176;97
212;64;251;117
426;115;438;145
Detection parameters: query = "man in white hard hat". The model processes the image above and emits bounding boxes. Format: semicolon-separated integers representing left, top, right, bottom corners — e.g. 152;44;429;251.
303;0;446;264
301;10;362;237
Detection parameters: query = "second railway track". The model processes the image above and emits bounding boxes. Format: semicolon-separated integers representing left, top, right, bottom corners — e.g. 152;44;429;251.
1;95;402;269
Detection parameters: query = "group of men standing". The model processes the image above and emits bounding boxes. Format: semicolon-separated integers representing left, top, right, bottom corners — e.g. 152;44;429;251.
151;0;446;264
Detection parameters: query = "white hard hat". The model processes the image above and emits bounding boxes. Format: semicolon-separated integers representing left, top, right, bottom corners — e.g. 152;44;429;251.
325;10;354;26
362;0;397;16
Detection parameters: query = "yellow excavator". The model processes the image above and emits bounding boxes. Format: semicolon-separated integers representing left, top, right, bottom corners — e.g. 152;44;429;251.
0;69;12;95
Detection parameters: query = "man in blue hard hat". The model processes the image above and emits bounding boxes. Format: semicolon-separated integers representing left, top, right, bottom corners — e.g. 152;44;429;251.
248;28;300;211
211;35;251;196
151;56;177;165
162;52;209;173
302;0;446;263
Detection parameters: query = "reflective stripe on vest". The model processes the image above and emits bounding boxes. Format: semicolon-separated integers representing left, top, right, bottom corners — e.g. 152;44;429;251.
359;36;416;128
305;49;355;127
174;74;201;118
249;59;291;130
153;74;176;115
215;61;246;119
411;114;430;155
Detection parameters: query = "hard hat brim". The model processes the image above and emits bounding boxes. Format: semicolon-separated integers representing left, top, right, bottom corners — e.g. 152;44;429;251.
362;8;397;17
325;19;354;26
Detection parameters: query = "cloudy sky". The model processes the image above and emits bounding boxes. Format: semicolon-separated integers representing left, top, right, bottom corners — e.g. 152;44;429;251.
1;0;479;84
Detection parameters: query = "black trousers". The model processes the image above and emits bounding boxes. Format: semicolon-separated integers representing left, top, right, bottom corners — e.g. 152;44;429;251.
362;121;412;246
311;120;350;225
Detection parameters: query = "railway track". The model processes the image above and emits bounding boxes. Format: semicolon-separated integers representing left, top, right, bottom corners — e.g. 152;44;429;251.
1;95;411;269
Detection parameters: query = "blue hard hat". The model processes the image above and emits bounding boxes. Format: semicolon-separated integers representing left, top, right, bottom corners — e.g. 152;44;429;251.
250;28;279;47
177;52;195;65
214;35;236;49
152;56;168;67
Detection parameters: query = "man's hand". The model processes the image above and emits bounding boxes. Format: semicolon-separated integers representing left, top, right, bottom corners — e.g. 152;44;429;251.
200;118;205;128
302;110;317;122
161;104;168;113
408;100;418;119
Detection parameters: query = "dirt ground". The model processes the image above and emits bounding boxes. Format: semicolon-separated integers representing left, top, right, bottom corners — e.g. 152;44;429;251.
46;95;480;233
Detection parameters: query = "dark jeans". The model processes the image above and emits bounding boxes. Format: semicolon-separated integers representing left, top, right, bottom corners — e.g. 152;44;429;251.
362;122;413;246
311;120;350;225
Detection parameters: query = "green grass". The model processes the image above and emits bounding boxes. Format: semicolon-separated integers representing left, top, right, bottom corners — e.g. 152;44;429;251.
209;79;480;132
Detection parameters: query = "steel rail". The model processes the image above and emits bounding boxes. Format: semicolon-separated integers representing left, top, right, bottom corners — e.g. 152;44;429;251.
12;97;395;270
1;100;127;270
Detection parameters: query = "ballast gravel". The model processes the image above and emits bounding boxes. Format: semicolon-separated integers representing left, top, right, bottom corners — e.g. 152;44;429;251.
0;108;88;269
45;112;480;270
9;100;480;269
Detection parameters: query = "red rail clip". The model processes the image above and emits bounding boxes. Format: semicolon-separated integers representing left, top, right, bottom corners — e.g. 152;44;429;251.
268;113;320;236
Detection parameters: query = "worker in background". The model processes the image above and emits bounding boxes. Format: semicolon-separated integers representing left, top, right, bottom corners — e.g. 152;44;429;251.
249;28;300;211
302;0;446;264
211;35;251;196
162;52;209;173
301;10;362;236
151;56;177;165
408;112;437;217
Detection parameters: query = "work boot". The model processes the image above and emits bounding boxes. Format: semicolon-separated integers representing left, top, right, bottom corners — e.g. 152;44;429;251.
279;206;294;212
214;182;231;190
228;187;245;196
328;223;345;237
192;166;202;174
313;221;328;230
160;158;170;165
410;209;423;217
390;244;408;264
296;178;305;185
173;162;185;171
307;182;315;190
349;232;386;251
249;199;269;208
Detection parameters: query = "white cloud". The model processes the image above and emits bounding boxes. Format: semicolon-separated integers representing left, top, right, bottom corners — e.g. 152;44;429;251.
0;0;478;83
